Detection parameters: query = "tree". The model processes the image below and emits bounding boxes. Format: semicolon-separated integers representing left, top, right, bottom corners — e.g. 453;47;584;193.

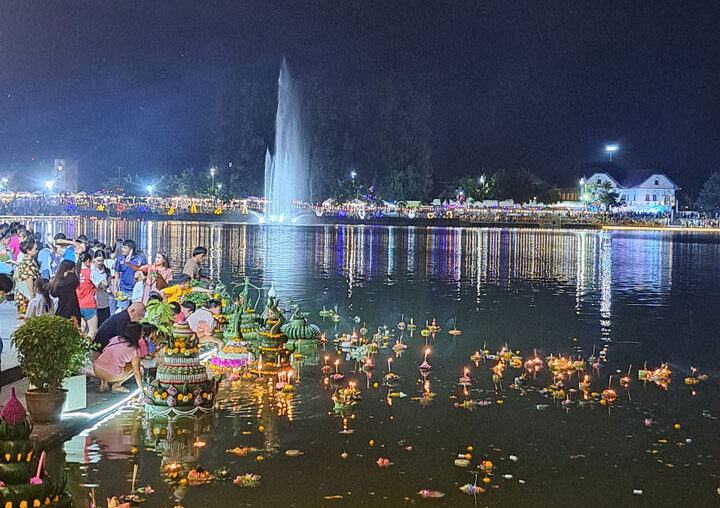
595;181;620;207
695;172;720;212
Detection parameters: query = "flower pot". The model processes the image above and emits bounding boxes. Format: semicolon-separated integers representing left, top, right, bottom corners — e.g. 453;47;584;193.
25;389;67;424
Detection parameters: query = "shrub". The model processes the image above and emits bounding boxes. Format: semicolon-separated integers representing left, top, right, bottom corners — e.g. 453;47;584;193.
11;315;90;392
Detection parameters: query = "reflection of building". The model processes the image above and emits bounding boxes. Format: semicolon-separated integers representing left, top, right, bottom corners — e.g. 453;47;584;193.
581;163;679;211
54;159;78;193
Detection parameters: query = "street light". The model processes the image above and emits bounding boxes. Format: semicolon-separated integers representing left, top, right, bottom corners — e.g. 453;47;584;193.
479;175;486;185
350;170;357;180
210;167;216;193
146;185;154;194
57;165;63;171
605;144;619;162
45;180;54;190
579;177;586;211
217;183;222;191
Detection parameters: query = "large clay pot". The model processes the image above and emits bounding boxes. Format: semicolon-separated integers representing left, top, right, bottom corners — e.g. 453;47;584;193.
25;389;67;424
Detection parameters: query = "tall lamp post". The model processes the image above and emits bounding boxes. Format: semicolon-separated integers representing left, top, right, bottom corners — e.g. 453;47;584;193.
605;144;619;162
350;170;358;199
579;177;586;212
210;167;216;195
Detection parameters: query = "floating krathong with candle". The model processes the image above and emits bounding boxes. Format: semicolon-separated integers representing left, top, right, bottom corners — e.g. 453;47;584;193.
448;318;461;336
419;348;432;372
459;367;472;387
321;355;333;375
638;363;671;389
330;359;345;383
427;318;440;333
392;337;408;353
397;315;406;330
407;318;416;331
383;358;402;387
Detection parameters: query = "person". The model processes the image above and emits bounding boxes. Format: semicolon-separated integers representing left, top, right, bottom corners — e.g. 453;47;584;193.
90;322;144;393
13;237;40;315
50;259;81;323
93;302;146;352
161;274;212;304
37;236;53;280
91;250;112;326
181;300;223;349
13;229;30;265
104;247;118;315
114;240;144;310
169;301;183;323
131;270;145;303
183;246;206;280
140;322;158;356
134;252;172;303
0;232;14;274
76;252;98;338
49;233;67;276
7;228;20;261
23;278;54;318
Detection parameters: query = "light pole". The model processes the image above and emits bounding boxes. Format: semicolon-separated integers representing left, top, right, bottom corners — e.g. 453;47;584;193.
350;170;358;199
217;183;222;197
1;177;7;191
605;144;619;162
579;177;586;211
210;167;216;195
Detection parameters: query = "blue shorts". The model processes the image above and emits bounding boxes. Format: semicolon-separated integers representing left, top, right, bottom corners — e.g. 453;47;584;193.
80;308;97;320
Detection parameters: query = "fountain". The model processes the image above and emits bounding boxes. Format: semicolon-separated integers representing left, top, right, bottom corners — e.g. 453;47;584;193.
263;59;308;222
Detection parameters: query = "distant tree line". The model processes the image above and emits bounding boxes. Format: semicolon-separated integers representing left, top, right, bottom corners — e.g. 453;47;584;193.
202;72;433;202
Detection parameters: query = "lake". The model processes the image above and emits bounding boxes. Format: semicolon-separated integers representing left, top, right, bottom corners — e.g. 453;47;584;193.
26;219;719;507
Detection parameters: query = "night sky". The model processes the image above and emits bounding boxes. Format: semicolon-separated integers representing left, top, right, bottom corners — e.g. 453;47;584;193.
1;0;719;192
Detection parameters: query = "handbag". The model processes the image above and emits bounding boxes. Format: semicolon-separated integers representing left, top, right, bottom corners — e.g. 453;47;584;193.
153;272;168;290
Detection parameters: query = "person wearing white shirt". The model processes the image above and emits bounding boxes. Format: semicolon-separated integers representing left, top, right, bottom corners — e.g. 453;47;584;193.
180;299;223;349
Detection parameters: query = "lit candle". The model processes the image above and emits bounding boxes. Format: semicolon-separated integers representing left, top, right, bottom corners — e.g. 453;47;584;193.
387;358;392;372
424;348;431;363
334;359;340;374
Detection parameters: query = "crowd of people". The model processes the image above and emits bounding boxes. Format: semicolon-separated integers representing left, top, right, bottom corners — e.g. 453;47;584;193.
0;221;222;394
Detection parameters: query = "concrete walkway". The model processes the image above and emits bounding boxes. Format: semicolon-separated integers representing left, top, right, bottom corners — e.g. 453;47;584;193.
0;301;20;370
0;301;140;449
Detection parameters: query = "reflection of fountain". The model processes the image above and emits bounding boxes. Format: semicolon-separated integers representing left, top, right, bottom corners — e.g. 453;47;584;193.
263;59;308;222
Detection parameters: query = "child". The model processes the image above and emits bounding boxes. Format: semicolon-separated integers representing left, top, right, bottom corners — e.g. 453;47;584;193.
131;270;145;303
24;278;54;318
161;274;212;304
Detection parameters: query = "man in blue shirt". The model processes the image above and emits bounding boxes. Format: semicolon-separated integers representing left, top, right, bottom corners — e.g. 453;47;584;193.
37;238;53;279
114;239;145;310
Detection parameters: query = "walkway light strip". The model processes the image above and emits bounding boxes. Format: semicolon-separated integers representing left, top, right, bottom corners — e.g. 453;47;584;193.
63;350;217;424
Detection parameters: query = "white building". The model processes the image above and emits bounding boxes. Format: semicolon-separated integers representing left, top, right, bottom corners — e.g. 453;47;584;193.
583;167;679;212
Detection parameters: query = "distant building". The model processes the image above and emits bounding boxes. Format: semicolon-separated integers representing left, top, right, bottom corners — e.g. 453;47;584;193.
579;163;680;212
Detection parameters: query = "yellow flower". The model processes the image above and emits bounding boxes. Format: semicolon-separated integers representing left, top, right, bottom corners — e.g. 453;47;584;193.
20;501;28;508
161;392;168;399
177;394;184;401
173;348;179;353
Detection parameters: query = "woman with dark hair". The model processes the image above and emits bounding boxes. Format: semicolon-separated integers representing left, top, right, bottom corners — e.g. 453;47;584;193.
50;259;81;323
131;252;173;303
13;237;39;315
91;322;144;393
91;250;111;326
76;252;98;337
24;278;54;318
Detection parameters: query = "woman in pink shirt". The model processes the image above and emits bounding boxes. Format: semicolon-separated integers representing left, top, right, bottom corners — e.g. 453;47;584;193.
92;322;144;393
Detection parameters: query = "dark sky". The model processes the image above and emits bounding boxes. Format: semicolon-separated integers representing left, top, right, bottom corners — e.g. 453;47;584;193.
1;0;719;192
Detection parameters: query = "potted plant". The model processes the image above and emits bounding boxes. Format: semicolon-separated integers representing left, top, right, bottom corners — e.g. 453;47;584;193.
11;315;90;423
